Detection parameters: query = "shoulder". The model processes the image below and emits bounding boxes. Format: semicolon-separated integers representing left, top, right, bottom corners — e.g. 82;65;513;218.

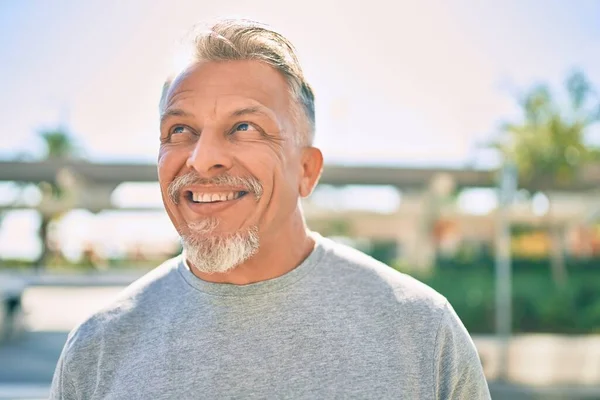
433;302;491;398
62;256;182;355
317;235;448;316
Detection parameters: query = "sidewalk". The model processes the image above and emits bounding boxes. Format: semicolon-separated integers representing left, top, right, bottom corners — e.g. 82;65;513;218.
474;334;600;387
488;381;600;400
0;269;148;287
0;384;49;400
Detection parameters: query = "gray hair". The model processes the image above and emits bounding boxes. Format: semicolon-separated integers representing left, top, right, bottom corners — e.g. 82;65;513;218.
160;18;315;146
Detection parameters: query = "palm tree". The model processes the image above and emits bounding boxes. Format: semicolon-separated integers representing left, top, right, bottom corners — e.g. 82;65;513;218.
40;128;79;160
35;127;80;269
496;70;600;286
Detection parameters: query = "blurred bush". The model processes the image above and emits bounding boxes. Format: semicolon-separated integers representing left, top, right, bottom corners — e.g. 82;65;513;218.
390;257;600;334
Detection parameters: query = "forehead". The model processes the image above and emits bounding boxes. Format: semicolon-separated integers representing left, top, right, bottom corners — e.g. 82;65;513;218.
163;60;293;118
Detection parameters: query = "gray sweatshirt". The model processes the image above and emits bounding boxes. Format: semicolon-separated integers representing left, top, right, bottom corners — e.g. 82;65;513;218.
50;233;491;399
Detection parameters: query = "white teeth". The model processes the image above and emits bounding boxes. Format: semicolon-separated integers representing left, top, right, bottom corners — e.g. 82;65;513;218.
191;191;242;203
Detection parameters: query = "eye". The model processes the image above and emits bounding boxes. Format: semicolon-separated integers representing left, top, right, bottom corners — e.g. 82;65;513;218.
232;122;257;133
171;125;191;135
165;125;196;143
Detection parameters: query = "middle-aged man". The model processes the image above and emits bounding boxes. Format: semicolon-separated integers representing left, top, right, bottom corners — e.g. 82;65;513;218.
51;18;491;399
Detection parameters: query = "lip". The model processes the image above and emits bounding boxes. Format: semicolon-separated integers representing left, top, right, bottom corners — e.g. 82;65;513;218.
182;185;249;194
183;191;249;215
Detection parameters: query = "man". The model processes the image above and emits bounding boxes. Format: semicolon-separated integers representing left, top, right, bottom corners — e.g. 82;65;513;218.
51;18;491;399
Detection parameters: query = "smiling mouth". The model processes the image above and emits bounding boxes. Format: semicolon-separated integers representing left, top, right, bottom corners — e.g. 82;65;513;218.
185;190;249;204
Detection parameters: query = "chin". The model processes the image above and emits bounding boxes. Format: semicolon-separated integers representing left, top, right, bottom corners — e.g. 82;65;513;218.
185;217;220;236
182;226;260;274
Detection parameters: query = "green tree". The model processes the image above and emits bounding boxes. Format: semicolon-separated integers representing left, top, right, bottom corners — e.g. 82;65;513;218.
40;128;79;160
35;127;80;269
496;70;600;286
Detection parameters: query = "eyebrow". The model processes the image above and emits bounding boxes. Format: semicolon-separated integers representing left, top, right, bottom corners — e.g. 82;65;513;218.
160;105;276;127
228;106;274;119
160;108;195;126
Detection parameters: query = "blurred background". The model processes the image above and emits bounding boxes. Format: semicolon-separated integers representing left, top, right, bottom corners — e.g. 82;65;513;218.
1;1;600;399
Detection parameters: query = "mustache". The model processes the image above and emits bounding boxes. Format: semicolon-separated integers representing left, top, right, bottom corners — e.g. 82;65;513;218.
168;172;263;204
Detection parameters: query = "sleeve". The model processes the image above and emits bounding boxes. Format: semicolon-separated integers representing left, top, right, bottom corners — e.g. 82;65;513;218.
49;334;79;400
433;302;491;400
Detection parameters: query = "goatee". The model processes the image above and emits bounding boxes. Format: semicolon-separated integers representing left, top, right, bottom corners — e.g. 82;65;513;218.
182;219;259;274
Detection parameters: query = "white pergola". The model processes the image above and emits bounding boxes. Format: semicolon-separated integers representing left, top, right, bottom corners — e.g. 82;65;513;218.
2;159;599;212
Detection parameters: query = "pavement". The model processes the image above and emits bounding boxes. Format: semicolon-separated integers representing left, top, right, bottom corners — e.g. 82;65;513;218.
489;382;600;400
1;284;600;399
0;285;124;399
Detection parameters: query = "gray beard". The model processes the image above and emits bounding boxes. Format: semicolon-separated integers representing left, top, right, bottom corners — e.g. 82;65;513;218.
181;219;259;274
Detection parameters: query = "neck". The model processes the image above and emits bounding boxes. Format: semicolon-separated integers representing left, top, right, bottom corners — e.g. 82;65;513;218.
189;209;315;285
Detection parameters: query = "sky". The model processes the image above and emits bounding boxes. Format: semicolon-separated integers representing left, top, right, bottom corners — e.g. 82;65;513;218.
1;0;599;166
0;0;599;260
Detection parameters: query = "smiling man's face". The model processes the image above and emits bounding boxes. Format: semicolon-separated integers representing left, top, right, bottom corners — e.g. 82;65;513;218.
158;60;311;274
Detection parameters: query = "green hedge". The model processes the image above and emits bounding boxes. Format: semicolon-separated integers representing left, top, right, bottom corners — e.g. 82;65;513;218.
437;254;600;272
355;240;600;333
410;268;600;334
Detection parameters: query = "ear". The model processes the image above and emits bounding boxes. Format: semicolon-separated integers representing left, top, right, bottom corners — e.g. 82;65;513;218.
298;147;323;197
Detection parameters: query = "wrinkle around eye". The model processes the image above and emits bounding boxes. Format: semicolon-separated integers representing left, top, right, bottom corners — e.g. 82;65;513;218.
162;124;198;144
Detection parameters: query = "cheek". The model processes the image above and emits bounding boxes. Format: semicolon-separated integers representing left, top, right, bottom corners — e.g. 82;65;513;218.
231;143;300;214
268;151;303;209
247;148;297;193
158;146;187;179
158;146;188;207
281;149;303;189
158;153;172;193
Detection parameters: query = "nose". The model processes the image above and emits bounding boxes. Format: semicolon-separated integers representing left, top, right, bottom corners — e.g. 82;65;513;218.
186;130;233;176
